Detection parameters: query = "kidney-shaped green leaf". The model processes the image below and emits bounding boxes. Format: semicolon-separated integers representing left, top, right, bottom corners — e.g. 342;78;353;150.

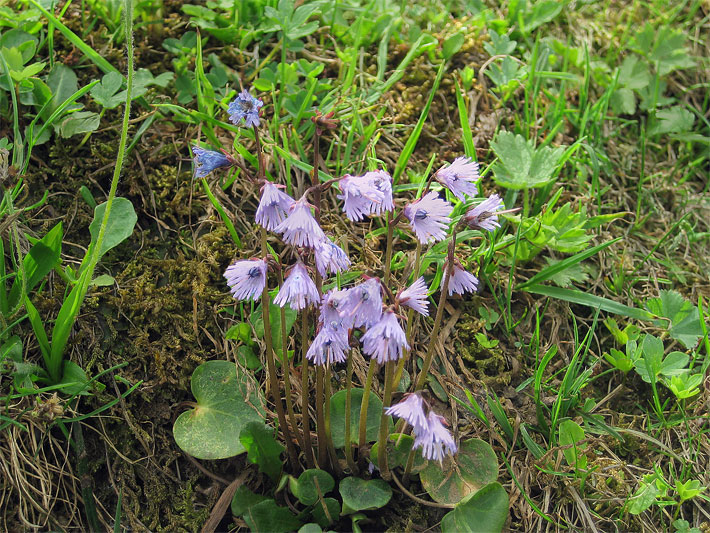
290;469;335;505
330;388;391;448
339;477;392;514
420;438;499;504
173;360;265;459
441;481;509;533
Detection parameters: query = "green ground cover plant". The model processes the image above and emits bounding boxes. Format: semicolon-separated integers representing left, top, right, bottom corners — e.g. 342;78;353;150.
0;0;708;531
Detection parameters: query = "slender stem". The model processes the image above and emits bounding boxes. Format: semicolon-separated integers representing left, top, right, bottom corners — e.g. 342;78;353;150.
316;365;327;466
311;127;322;212
377;361;394;478
323;366;341;475
344;353;357;473
393;308;414;392
413;229;457;391
358;361;377;451
253;125;266;181
261;229;298;466
300;313;315;468
280;295;305;459
383;211;395;286
393;242;422;389
402;447;416;479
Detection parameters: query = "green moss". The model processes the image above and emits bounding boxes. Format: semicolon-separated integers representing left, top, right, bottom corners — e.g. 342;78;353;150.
454;308;511;387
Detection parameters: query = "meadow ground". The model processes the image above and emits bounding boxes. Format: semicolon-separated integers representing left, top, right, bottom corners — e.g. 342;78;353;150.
0;0;709;531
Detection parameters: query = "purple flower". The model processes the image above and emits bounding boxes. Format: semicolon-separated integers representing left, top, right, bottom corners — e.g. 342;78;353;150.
403;191;453;244
274;197;326;248
192;146;233;177
435;157;480;201
273;263;319;310
314;238;351;277
345;278;382;328
397;277;429;316
361;310;409;364
337;170;394;221
385;393;428;432
307;321;350;365
320;289;353;327
255;182;295;231
443;260;478;296
412;411;457;462
228;89;263;128
464;194;504;232
224;258;267;301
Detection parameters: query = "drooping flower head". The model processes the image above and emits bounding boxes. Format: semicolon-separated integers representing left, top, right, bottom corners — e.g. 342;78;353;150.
314;238;351;277
192;146;233;178
435;156;480;201
412;411;458;462
443;259;478;296
345;278;383;328
361;310;409;364
464;194;504;232
273;263;319;310
307;320;350;365
385;393;428;432
403;191;453;244
337;170;394;221
228;89;263;128
397;277;430;316
274;196;326;248
320;289;353;328
255;182;295;231
224;258;268;301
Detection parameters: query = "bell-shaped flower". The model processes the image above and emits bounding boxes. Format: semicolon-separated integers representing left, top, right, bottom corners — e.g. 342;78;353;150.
224;258;268;301
385;393;428;433
273;263;319;310
307;320;350;365
345;278;383;328
397;277;429;316
412;411;457;462
464;194;504;232
361;310;409;364
255;182;295;231
314;238;351;277
320;289;353;328
274;197;326;248
337;170;394;221
443;260;478;296
435;156;480;201
228;88;263;128
403;191;453;244
192;146;233;177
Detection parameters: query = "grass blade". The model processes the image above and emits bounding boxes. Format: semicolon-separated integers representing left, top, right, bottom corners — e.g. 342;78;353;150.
523;284;652;321
455;78;475;159
393;62;446;184
201;178;242;248
517;238;621;290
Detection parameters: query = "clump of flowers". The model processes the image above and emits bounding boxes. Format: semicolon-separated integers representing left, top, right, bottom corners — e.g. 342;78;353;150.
199;88;515;476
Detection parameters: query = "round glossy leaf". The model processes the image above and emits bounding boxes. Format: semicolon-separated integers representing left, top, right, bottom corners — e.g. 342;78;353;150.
339;477;392;514
330;388;391;448
370;433;427;474
231;485;267;517
420;438;498;504
441;482;508;532
173;360;264;459
243;499;302;533
311;497;340;528
298;524;323;533
290;469;335;505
